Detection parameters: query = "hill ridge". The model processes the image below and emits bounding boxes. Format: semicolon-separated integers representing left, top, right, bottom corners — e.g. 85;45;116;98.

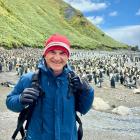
0;0;128;50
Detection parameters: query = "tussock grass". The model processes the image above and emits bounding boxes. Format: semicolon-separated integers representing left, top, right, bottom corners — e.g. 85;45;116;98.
0;0;128;50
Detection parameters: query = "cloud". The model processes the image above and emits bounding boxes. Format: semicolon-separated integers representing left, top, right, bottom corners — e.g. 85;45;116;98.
87;16;104;25
136;8;140;16
109;11;118;16
63;0;108;12
104;25;140;48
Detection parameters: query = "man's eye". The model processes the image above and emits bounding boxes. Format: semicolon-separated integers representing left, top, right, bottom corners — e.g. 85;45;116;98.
60;52;67;55
50;51;55;54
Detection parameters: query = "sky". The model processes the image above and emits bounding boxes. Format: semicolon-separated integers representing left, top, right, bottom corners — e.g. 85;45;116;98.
63;0;140;48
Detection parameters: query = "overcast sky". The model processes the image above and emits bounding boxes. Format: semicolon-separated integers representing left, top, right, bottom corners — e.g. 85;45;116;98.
63;0;140;48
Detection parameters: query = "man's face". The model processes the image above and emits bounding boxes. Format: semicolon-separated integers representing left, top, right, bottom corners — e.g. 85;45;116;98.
44;49;69;76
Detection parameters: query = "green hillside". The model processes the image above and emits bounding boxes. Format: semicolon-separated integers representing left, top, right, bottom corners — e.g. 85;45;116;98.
0;0;128;50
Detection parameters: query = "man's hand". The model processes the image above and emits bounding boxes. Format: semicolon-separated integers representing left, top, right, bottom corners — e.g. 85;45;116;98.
71;75;91;94
20;88;40;105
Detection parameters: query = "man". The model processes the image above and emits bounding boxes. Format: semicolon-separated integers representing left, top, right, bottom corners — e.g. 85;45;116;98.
6;34;94;140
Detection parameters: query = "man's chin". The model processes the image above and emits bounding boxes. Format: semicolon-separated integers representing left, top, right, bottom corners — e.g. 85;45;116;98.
52;68;63;75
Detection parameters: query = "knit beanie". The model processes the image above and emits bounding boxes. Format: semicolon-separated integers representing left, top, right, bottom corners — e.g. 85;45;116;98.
43;34;71;57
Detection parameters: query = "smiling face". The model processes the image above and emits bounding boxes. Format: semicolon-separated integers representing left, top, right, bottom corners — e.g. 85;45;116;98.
44;49;69;76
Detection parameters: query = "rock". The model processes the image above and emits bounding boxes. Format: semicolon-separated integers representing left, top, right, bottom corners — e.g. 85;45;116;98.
112;106;131;116
92;97;111;111
133;88;140;94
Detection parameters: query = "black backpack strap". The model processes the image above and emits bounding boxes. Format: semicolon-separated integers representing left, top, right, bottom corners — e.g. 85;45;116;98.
76;114;83;140
11;69;41;140
31;69;40;89
11;107;30;139
25;69;41;130
68;71;83;140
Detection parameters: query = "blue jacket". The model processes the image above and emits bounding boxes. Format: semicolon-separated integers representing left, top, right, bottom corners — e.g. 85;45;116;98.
6;58;94;140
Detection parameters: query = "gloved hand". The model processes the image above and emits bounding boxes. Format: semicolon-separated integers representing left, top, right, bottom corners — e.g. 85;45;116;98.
70;75;91;94
20;88;40;105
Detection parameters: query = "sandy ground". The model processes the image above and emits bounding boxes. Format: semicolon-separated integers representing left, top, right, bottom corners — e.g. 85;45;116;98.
0;71;140;140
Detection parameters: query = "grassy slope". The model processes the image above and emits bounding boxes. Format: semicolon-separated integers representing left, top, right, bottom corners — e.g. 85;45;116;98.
0;0;128;49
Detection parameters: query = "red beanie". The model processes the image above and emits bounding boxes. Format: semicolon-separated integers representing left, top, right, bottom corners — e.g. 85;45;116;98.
43;34;71;57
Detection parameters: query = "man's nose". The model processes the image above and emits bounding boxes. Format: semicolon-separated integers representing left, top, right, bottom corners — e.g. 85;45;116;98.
54;53;61;60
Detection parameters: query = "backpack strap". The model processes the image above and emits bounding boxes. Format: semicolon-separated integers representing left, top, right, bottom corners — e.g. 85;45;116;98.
68;71;83;140
11;108;28;139
25;69;41;130
31;69;40;89
11;69;41;140
76;114;83;140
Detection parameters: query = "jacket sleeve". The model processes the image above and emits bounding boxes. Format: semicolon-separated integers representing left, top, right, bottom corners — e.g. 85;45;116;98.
6;73;32;112
76;86;94;115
